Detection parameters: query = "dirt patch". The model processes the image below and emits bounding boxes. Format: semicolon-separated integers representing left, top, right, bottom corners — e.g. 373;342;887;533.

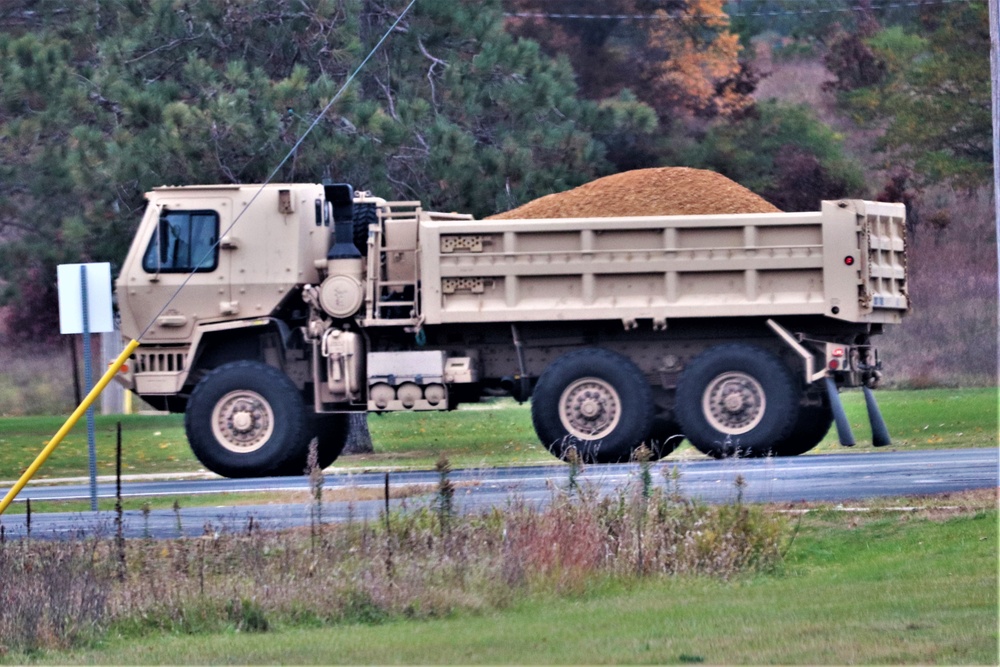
195;483;468;507
488;167;780;219
775;487;998;528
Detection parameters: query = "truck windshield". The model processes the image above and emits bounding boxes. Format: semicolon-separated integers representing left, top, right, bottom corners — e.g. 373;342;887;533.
142;210;219;273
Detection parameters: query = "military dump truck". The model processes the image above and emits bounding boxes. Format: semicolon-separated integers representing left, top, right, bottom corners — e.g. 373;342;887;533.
114;181;907;477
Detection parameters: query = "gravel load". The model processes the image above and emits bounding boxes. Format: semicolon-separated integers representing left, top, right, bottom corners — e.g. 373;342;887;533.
488;167;780;219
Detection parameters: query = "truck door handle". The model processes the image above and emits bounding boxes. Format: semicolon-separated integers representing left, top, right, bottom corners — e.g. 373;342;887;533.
157;314;188;327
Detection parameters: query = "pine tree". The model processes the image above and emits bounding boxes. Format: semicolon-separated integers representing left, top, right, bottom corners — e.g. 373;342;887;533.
0;0;658;337
838;1;990;188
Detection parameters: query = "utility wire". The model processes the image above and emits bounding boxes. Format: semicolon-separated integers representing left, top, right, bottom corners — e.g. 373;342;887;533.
504;0;973;19
139;0;418;340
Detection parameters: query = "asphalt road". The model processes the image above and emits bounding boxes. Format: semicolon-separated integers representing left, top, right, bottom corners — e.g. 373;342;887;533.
1;447;996;540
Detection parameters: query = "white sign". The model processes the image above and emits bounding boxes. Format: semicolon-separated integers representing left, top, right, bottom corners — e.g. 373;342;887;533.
57;263;115;334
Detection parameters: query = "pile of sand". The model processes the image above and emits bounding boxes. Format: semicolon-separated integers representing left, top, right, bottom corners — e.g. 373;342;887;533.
488;167;780;219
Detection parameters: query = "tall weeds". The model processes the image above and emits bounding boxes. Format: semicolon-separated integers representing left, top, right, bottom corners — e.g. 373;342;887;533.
0;475;787;656
0;539;111;654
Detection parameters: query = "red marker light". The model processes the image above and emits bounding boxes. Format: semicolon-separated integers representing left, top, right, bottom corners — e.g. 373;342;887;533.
829;360;839;370
844;256;855;266
832;348;844;357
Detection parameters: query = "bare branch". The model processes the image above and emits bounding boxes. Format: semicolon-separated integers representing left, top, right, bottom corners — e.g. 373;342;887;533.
125;32;206;65
418;39;447;113
374;69;399;122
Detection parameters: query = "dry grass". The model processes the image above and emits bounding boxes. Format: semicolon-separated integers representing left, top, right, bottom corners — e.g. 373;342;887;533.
0;471;786;655
0;340;77;417
776;487;998;516
878;188;998;386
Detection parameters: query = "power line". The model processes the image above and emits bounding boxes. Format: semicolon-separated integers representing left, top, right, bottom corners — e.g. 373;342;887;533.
139;0;419;340
504;0;974;20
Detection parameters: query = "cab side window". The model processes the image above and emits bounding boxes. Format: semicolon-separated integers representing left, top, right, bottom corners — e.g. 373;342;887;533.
142;210;219;273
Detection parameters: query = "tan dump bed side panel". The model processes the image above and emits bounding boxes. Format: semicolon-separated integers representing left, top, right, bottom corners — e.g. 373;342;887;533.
418;200;907;326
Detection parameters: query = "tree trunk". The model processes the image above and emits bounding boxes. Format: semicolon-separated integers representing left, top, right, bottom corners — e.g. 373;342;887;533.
341;412;374;454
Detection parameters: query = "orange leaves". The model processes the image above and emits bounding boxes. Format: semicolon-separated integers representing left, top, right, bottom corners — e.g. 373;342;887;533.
643;0;748;118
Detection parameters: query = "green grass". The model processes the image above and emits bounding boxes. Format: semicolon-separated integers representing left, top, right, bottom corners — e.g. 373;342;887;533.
19;505;998;665
809;387;998;454
0;413;198;481
0;388;995;484
346;399;550;469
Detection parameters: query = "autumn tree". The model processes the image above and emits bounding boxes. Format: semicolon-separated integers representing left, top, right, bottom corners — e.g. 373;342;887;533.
823;6;886;93
505;0;756;126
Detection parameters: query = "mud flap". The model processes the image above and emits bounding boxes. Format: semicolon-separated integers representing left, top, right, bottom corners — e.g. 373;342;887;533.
824;377;855;447
863;386;892;447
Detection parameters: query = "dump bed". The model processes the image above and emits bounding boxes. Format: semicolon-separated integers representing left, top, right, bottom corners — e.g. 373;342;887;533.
406;199;906;326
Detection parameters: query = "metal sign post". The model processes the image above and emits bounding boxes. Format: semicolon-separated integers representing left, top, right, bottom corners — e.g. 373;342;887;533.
57;263;115;512
80;266;98;511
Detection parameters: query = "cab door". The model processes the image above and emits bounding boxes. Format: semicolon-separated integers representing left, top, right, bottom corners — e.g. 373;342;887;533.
118;195;234;343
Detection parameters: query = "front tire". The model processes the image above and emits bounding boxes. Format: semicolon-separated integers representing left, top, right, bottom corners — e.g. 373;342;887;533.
278;413;351;475
531;348;654;463
185;361;312;478
675;345;798;458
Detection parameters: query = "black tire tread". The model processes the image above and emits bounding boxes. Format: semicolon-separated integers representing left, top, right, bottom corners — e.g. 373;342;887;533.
531;347;654;464
675;344;799;459
185;361;312;478
277;413;351;475
354;203;378;256
773;403;833;457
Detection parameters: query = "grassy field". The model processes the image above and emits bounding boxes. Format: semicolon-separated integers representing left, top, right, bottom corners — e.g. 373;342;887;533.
0;387;995;484
12;493;997;665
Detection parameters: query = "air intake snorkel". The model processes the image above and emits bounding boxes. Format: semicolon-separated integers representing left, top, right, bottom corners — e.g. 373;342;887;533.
324;181;360;260
318;181;365;319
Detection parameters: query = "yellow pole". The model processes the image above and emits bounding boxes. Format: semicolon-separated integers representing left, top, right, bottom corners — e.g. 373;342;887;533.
0;338;140;515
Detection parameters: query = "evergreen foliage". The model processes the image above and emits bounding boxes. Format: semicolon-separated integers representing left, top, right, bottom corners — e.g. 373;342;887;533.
834;1;991;188
0;0;656;339
683;101;864;210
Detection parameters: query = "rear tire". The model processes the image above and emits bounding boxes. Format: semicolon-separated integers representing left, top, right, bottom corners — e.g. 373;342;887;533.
531;348;654;463
646;416;684;460
772;400;833;457
675;345;798;459
185;361;312;478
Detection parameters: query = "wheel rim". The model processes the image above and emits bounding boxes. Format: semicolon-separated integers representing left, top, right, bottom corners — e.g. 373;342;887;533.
702;371;766;435
558;377;621;440
211;389;275;454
